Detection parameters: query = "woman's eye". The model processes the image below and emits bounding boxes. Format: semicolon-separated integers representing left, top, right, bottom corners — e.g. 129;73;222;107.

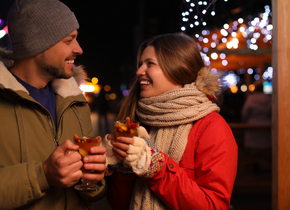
148;61;155;66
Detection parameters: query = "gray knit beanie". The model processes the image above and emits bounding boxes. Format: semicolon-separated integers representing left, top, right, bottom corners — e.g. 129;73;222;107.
7;0;79;59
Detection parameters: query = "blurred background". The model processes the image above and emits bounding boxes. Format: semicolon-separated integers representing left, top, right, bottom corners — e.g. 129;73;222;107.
0;0;272;209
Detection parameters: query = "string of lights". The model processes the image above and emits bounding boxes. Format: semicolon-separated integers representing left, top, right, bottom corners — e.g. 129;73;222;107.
196;5;272;67
193;5;273;94
180;0;227;32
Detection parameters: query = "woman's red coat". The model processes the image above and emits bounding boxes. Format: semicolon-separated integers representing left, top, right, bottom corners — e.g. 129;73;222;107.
107;112;238;210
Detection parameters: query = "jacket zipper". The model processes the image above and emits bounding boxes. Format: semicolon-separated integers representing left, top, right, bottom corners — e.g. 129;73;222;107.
55;101;83;144
46;101;83;148
45;114;59;147
45;101;82;147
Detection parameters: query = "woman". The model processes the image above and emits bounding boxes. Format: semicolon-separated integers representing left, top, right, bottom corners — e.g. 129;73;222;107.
104;33;238;210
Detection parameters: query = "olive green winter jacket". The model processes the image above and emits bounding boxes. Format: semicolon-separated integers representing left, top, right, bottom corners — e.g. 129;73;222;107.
0;57;105;209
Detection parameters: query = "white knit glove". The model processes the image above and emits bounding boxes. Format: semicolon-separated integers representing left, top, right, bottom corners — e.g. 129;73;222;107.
124;136;152;175
124;126;165;177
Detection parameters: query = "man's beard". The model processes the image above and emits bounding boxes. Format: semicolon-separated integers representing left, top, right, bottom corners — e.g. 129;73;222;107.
36;52;72;79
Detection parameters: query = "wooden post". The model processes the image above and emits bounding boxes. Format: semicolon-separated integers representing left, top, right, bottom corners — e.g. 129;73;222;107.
272;0;290;209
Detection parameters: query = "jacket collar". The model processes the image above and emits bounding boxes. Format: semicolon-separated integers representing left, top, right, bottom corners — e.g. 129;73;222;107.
0;61;83;98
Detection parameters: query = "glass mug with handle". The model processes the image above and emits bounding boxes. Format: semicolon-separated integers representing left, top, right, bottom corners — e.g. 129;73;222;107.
73;134;101;190
113;117;140;173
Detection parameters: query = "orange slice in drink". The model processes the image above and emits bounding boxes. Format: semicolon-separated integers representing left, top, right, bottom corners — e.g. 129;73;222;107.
78;148;88;157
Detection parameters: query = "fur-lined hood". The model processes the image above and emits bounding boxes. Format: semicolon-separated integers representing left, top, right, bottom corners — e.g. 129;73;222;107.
0;48;87;98
195;67;222;100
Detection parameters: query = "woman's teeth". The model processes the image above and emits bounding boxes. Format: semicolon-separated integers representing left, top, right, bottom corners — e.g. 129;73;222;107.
140;81;151;85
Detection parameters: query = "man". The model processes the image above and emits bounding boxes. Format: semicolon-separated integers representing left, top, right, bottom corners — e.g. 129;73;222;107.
0;0;106;209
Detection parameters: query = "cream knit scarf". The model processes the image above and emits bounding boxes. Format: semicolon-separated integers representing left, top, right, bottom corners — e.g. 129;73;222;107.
129;76;220;210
